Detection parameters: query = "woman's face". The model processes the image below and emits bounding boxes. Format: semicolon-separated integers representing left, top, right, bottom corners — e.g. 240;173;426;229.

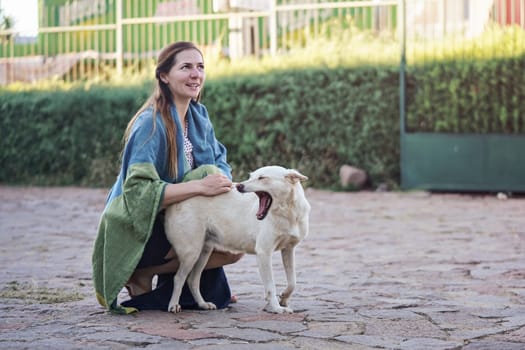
160;48;205;102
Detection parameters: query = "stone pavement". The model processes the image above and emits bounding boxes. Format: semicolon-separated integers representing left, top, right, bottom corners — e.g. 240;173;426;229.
1;186;524;349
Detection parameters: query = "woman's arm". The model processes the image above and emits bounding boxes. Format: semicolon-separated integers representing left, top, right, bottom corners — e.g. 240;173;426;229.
160;173;233;209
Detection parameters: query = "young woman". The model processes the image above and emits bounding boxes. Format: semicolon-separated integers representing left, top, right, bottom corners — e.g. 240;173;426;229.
92;41;242;313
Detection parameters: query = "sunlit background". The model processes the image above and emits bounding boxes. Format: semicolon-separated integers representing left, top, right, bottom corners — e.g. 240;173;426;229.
1;0;38;36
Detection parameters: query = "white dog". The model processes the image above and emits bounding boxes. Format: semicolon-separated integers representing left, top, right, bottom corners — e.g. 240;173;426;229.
164;165;310;314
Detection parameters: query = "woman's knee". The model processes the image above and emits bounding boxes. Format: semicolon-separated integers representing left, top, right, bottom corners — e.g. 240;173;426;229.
210;251;244;267
218;251;244;265
183;164;222;182
227;252;244;264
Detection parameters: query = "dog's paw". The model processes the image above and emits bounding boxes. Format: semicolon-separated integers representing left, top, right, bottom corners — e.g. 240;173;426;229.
280;306;294;314
279;296;289;307
168;303;182;313
198;302;217;310
264;304;294;314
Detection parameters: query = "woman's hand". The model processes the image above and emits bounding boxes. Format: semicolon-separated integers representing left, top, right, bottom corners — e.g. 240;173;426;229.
197;174;233;196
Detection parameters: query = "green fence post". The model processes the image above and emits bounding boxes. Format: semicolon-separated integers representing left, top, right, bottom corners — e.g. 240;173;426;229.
399;0;406;188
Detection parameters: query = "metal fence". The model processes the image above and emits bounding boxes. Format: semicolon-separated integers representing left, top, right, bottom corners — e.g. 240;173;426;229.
398;0;525;192
0;0;524;85
0;0;398;84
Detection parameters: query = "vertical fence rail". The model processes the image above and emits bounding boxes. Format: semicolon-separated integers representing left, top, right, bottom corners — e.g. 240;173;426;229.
115;0;123;76
399;0;406;143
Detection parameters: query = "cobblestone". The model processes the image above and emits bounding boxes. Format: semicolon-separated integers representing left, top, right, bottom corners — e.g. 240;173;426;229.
1;186;524;349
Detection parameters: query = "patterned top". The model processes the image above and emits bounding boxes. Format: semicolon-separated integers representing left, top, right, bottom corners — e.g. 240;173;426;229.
183;119;194;169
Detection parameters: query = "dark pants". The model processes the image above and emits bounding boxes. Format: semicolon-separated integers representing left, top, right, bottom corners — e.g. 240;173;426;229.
136;212;171;269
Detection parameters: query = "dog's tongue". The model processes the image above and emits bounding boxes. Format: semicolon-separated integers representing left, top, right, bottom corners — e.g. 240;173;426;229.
256;192;272;220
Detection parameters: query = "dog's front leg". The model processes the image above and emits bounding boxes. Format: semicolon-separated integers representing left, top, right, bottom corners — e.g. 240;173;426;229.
168;243;206;313
279;246;296;309
256;252;292;314
168;259;194;313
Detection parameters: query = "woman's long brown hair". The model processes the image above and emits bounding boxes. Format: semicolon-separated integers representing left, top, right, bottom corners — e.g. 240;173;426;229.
123;41;203;179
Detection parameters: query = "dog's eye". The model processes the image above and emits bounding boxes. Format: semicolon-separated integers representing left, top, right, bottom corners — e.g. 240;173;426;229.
258;176;266;180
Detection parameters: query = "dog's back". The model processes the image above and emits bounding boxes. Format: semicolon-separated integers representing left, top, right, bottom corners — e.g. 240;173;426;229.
165;189;261;255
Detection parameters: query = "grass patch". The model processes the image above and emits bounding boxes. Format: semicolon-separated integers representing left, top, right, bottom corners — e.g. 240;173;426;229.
0;281;85;304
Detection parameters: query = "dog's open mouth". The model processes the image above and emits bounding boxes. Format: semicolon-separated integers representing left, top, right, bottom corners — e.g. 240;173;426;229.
255;191;272;220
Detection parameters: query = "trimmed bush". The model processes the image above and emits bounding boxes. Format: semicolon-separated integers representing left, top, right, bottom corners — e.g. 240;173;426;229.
0;86;149;185
1;55;524;188
205;66;400;187
406;56;525;133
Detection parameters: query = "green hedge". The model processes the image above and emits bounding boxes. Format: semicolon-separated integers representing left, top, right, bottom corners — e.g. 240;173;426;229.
0;86;149;185
204;66;400;187
407;55;525;133
1;56;524;188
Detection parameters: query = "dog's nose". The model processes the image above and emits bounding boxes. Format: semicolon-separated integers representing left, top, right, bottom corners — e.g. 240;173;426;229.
236;183;245;193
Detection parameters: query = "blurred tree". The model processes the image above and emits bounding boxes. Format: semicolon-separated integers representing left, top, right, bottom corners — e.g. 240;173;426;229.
0;6;14;42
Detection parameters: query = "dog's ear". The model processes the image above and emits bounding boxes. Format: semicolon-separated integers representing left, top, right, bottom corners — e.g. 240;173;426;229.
286;169;308;184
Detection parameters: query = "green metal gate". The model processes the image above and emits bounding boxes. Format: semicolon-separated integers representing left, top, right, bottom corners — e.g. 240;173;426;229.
399;0;525;192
